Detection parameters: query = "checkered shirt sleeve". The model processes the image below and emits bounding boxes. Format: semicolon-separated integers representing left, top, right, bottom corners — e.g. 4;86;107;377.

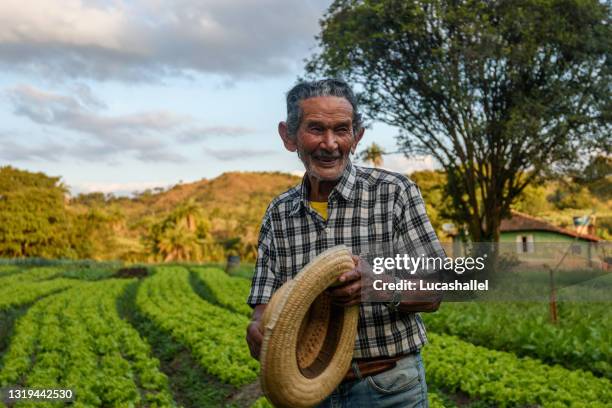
394;183;447;262
247;210;280;306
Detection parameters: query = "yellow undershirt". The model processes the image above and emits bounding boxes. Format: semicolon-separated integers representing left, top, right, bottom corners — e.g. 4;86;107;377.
310;201;328;220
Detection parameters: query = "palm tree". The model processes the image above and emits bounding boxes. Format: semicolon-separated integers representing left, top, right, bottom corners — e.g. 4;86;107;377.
157;225;201;261
146;199;206;262
171;199;201;232
359;142;386;168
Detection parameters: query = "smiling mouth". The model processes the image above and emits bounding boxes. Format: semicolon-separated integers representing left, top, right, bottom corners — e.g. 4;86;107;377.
313;156;341;167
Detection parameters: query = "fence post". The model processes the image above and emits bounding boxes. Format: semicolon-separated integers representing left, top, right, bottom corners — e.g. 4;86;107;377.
548;266;558;324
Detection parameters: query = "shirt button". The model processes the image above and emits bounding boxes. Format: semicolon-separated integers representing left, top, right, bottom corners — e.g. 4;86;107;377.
324;227;330;234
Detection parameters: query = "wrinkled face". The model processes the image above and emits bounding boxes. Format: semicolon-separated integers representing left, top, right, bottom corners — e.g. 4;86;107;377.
295;96;361;181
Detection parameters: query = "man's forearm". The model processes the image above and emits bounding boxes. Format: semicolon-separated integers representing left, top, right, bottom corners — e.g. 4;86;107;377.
246;304;268;361
250;304;267;322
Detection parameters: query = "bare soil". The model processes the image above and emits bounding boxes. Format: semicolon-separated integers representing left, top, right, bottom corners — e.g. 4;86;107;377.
114;267;150;279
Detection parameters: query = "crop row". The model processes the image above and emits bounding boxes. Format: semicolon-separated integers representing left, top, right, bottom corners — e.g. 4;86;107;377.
1;264;120;282
0;279;175;407
136;266;259;387
0;266;64;283
423;300;611;378
0;265;20;277
0;267;78;312
424;333;612;407
191;267;253;317
0;264;126;313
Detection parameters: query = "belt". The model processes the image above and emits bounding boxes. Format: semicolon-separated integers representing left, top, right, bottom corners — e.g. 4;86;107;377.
342;354;407;383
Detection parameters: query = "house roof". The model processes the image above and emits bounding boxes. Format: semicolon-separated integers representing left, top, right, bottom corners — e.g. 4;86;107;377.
500;211;601;242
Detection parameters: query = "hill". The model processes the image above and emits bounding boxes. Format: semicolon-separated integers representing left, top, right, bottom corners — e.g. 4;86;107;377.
70;171;302;262
1;164;609;263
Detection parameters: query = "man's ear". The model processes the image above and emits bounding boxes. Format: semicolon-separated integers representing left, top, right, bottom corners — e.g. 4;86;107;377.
351;127;365;154
278;121;297;152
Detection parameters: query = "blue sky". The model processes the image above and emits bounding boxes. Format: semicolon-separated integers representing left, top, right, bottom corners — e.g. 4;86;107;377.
0;0;435;196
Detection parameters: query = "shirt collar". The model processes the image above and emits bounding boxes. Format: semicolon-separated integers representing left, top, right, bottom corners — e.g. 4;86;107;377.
289;160;357;216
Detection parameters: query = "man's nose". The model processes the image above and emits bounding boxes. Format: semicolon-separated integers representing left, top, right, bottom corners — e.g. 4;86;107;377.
320;130;339;151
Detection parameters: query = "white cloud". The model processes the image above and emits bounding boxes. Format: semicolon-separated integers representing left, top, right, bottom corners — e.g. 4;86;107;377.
178;126;254;143
0;0;330;82
5;84;254;162
70;180;172;196
373;154;438;174
0;1;130;49
0;135;67;162
203;147;278;161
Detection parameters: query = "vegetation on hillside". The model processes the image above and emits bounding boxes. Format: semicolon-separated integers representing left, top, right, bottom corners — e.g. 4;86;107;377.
0;160;609;263
1;166;300;262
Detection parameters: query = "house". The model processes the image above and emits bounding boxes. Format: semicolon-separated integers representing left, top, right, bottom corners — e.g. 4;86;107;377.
450;211;604;269
500;211;601;268
500;211;600;248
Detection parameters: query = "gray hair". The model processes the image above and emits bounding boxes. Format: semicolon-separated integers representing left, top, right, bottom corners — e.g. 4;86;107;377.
285;78;363;138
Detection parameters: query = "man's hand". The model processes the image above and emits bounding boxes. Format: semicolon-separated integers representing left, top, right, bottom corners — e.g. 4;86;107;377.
246;304;267;360
326;255;442;312
326;255;363;307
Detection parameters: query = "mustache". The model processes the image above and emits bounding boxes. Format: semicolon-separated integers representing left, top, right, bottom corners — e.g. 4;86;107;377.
312;150;342;159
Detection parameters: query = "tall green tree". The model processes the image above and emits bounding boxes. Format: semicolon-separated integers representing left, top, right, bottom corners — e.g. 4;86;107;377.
0;166;73;257
308;0;610;241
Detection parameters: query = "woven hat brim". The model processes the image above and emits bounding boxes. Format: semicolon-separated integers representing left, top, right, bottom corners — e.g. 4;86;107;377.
260;245;358;408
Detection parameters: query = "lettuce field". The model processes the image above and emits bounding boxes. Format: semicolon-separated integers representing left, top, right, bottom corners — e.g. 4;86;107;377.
0;262;610;407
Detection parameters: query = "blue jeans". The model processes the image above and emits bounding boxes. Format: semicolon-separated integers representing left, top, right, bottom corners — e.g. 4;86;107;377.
316;353;428;408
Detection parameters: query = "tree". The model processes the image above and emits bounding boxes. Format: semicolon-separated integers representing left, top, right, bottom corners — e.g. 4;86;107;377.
144;199;218;262
0;166;73;257
409;170;455;234
171;199;201;232
548;184;593;210
511;183;552;215
71;192;107;207
68;208;123;260
156;225;200;262
359;142;386;167
573;155;612;200
308;0;610;241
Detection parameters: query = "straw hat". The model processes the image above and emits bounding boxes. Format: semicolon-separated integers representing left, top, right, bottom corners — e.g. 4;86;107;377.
259;245;359;408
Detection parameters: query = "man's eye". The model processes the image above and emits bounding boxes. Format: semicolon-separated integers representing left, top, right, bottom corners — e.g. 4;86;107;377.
309;126;324;133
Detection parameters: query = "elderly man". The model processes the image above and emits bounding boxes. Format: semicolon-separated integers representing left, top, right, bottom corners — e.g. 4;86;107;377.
246;79;444;407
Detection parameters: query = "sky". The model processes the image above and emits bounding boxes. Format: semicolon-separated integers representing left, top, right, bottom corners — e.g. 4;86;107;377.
0;0;435;196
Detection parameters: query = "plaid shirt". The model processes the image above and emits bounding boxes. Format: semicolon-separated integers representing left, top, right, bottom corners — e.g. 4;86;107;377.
247;160;445;358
